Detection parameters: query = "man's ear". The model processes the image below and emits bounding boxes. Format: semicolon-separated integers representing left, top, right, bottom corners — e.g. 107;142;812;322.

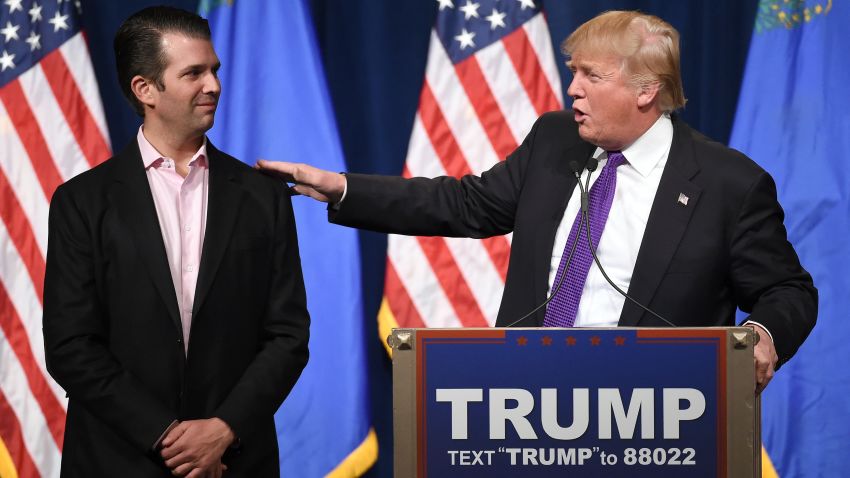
637;82;661;108
130;75;156;110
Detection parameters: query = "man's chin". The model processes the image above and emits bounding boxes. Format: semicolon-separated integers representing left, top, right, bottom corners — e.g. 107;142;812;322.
576;124;595;144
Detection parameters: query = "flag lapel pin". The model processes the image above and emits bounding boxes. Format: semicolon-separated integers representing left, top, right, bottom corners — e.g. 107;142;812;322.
677;193;689;206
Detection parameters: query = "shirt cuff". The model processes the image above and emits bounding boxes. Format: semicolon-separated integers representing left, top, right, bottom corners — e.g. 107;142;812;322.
331;173;348;210
743;320;775;345
152;420;179;451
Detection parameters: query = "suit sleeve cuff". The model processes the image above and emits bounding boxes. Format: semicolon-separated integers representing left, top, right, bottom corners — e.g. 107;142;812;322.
151;420;179;451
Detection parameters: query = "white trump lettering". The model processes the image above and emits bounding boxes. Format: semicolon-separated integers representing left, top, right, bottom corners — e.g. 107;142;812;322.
435;388;483;439
663;388;706;439
540;388;590;440
489;389;537;439
598;388;655;439
434;387;706;440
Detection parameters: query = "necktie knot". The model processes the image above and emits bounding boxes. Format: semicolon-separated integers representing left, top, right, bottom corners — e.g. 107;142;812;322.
606;151;626;169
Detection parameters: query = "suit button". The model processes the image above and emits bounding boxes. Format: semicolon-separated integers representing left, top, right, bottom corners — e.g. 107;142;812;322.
177;338;183;345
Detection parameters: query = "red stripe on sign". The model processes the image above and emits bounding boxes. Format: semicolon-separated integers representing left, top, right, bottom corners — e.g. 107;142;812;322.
502;27;562;116
40;50;111;167
0;284;65;450
454;56;518;160
0;170;45;303
383;260;426;329
0;81;65;202
0;388;42;478
418;83;472;177
416;236;489;327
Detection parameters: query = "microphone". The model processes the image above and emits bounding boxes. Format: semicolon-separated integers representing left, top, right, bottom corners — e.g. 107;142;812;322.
502;160;592;328
573;159;677;328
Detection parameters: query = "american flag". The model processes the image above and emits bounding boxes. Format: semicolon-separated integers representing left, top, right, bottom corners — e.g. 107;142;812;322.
377;0;562;342
0;0;110;476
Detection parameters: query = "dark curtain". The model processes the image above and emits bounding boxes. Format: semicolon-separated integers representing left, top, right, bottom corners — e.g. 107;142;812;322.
81;1;757;476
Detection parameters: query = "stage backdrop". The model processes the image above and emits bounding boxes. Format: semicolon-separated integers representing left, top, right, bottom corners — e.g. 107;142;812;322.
19;1;826;478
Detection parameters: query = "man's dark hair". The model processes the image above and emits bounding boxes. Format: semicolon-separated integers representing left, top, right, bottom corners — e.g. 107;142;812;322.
113;6;211;116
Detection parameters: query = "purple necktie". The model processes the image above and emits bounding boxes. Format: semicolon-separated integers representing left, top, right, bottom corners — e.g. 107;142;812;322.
543;151;626;327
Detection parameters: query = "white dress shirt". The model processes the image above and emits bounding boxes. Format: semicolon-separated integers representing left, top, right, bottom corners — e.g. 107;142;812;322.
547;114;673;327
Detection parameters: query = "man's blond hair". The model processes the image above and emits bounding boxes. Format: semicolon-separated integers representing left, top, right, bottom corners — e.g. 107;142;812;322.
562;11;687;113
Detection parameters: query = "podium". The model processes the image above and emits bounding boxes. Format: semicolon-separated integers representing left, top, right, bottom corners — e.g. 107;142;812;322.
389;327;760;478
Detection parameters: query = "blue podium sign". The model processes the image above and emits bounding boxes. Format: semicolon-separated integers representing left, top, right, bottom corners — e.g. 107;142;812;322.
391;328;758;478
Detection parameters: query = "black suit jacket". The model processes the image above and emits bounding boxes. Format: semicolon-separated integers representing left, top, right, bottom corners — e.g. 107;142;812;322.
43;139;310;477
332;111;816;367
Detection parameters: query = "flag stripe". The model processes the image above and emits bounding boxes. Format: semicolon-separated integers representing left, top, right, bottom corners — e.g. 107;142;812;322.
383;261;426;329
502;26;562;116
522;14;564;107
18;64;90;185
388;234;461;328
415;236;489;327
0;81;64;202
454;56;518;160
40;49;110;168
404;117;510;286
0;284;65;449
0;100;50;256
0;169;46;303
0;326;63;478
422;33;500;175
474;39;539;147
418;83;472;177
0;220;64;408
444;237;503;322
0;390;39;478
59;34;111;145
417;86;511;280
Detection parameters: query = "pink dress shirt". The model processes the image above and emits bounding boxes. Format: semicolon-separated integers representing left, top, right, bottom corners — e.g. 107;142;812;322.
137;127;209;354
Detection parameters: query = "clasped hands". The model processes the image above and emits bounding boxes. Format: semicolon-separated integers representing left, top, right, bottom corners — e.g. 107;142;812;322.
160;417;235;478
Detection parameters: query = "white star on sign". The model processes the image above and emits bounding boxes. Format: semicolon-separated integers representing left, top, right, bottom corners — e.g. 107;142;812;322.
0;49;15;71
517;0;535;10
437;0;453;10
29;3;42;22
48;10;69;32
25;31;40;51
459;0;480;20
5;0;23;13
1;21;20;42
485;8;506;30
454;28;475;50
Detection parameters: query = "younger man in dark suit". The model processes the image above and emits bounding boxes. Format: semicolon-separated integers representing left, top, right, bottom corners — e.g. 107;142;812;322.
44;6;310;477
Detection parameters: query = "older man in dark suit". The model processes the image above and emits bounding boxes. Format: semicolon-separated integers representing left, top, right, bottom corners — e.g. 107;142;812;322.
43;6;309;477
258;11;815;393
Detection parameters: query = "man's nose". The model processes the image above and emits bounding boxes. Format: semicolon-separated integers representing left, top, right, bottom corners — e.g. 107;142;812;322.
204;73;221;96
566;76;582;99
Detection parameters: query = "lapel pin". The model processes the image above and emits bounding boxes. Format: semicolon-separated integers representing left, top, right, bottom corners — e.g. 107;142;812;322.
677;193;689;206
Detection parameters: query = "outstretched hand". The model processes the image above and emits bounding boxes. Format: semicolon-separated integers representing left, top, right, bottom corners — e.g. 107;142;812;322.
256;160;346;204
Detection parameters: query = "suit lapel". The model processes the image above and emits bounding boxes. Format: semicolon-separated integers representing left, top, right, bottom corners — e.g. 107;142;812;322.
192;144;244;318
110;140;183;335
619;118;702;326
530;141;596;326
